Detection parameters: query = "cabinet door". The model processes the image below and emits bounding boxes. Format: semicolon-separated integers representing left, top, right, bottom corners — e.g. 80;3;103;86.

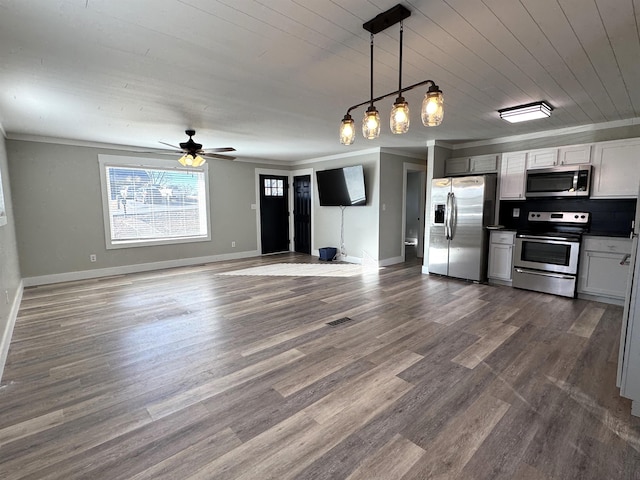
592;139;640;198
445;157;470;176
578;251;630;299
527;149;558;169
499;152;527;199
488;243;513;281
470;155;498;173
559;144;592;165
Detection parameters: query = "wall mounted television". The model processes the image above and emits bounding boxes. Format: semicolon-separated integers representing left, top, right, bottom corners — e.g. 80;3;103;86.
316;165;367;206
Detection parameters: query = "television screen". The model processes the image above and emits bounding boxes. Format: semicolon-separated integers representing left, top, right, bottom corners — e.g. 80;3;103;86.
316;165;366;206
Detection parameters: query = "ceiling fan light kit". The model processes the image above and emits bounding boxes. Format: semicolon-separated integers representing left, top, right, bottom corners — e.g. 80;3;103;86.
498;101;553;123
161;129;237;165
339;4;444;145
178;153;206;167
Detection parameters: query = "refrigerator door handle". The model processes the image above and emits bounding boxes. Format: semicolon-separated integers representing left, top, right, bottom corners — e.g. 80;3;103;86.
448;192;455;240
445;192;452;239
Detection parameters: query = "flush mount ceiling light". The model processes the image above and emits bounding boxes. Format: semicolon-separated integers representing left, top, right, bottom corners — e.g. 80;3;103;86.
339;4;444;145
498;101;553;123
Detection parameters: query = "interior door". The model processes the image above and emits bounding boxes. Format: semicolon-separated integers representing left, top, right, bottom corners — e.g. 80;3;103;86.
293;175;311;254
259;174;289;254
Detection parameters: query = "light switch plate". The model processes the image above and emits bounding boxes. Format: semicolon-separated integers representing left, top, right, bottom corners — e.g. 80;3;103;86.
513;207;520;217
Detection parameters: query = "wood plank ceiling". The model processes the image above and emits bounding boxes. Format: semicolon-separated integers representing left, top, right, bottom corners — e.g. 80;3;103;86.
0;0;638;162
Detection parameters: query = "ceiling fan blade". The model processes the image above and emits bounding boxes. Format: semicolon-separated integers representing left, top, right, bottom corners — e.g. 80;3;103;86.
202;152;236;161
201;147;236;153
159;141;181;149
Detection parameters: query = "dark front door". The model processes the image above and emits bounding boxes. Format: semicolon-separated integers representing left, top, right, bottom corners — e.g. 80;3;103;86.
259;174;289;254
293;175;311;254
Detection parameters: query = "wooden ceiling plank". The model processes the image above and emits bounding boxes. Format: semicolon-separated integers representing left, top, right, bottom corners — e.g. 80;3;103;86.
442;0;594;125
594;0;640;116
557;0;633;119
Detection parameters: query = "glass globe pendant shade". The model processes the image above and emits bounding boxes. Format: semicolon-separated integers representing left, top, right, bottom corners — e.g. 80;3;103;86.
362;106;381;139
339;114;356;145
390;96;410;134
421;86;444;127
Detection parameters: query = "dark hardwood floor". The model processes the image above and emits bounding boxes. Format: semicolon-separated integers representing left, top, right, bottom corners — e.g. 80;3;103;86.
1;253;639;479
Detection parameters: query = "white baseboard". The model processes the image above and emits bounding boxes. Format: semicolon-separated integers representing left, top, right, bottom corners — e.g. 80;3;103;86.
421;265;429;274
0;280;24;383
23;250;261;287
577;292;624;306
379;256;404;267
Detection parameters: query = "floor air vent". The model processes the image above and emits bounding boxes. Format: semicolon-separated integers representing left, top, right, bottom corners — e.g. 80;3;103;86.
326;317;353;327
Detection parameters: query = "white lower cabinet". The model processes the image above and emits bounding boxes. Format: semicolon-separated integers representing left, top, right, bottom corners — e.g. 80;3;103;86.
578;236;632;303
488;230;516;283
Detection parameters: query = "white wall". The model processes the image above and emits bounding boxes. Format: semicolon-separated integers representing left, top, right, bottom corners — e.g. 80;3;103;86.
0;135;23;381
309;152;380;263
7;140;264;283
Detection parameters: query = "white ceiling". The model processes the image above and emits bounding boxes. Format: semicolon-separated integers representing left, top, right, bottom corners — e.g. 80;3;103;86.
0;0;639;163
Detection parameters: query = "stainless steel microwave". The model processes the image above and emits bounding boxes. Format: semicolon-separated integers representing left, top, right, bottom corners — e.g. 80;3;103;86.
525;164;592;198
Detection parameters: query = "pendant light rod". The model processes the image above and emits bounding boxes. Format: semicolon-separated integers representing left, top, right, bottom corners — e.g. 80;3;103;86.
398;21;403;95
345;79;439;115
369;33;374;107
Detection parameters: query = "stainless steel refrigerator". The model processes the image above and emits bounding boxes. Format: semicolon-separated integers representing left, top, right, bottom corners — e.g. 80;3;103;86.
428;174;496;282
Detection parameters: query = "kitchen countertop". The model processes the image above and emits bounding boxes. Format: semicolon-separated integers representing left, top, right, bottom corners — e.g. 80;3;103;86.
584;231;632;238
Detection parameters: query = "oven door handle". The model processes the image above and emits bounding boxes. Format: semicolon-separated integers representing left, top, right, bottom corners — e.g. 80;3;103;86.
514;268;575;280
516;234;579;243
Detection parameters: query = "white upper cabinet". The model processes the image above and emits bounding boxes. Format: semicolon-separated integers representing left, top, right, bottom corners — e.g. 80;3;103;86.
445;157;470;176
470;154;499;173
592;139;640;198
558;144;592;165
445;155;498;176
499;152;527;200
527;149;558;169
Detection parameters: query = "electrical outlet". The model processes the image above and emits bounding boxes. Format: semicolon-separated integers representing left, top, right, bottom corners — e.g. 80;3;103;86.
89;254;97;262
231;241;236;248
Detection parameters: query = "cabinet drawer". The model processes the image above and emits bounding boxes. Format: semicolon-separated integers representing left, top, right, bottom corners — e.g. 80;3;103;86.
582;236;631;254
490;231;515;245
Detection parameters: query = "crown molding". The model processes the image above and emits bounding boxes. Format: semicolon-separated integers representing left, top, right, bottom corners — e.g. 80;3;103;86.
293;147;382;166
449;117;640;150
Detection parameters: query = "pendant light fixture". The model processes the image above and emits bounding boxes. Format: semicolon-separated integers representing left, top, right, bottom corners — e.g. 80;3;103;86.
390;20;409;134
339;4;444;145
362;33;381;140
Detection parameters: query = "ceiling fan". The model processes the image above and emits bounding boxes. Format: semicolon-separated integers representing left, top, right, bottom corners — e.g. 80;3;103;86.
160;129;236;166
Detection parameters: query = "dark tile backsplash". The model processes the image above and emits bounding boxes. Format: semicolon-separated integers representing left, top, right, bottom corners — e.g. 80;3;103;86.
499;198;636;237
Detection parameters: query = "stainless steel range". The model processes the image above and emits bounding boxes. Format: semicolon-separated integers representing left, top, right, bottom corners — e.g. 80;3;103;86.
512;211;590;298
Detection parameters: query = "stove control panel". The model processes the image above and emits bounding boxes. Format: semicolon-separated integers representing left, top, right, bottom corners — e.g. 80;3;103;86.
528;211;590;224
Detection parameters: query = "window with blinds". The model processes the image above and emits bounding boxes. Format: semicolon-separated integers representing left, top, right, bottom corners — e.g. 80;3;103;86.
99;156;210;249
